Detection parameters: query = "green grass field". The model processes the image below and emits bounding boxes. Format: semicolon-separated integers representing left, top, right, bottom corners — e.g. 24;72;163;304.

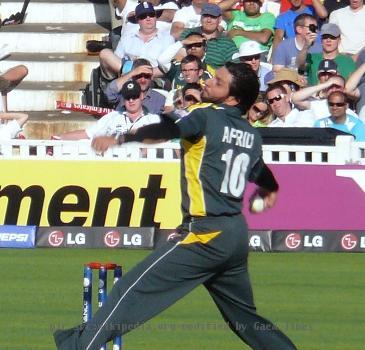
0;249;364;350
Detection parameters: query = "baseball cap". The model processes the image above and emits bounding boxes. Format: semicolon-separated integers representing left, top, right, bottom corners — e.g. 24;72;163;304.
201;3;222;17
232;41;267;60
317;59;338;74
135;2;155;19
321;23;341;38
266;68;305;87
121;81;142;100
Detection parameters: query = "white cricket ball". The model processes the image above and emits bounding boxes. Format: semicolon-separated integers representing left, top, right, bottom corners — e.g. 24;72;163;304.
250;196;265;213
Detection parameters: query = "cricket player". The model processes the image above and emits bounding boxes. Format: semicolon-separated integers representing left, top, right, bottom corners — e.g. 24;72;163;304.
54;62;297;350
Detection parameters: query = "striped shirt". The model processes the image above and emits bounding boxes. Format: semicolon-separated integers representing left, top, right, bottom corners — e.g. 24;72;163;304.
180;27;238;69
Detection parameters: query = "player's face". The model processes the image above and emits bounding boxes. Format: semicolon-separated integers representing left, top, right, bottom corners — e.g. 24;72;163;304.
202;67;232;103
328;94;347;119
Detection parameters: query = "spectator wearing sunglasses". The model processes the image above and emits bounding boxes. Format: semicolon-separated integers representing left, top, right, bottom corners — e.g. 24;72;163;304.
232;40;272;92
247;99;273;127
272;13;321;72
220;0;275;54
172;82;203;117
99;2;174;80
291;74;359;119
105;58;166;114
297;23;356;85
267;83;315;127
272;0;327;54
157;32;215;80
314;91;365;141
59;81;161;140
179;4;238;68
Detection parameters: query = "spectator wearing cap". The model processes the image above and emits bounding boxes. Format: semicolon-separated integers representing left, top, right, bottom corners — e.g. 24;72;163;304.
105;58;166;114
219;0;275;53
345;60;365;121
171;0;208;40
317;59;338;83
232;40;272;92
272;0;327;54
266;68;306;96
314;90;365;141
329;0;365;55
297;23;356;86
271;13;321;72
177;3;238;69
266;83;315;127
99;2;174;80
59;81;161;140
292;74;359;119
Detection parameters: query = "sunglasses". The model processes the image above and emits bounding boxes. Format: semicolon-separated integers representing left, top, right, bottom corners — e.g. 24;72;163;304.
184;42;205;50
321;34;338;40
240;54;261;62
184;94;199;103
252;105;268;117
134;73;152;80
318;71;336;78
267;94;285;104
328;101;346;107
125;95;140;101
137;12;156;20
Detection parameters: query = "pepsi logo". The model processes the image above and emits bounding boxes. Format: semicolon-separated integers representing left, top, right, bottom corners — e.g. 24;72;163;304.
285;233;301;249
48;231;64;247
341;234;357;250
104;231;121;247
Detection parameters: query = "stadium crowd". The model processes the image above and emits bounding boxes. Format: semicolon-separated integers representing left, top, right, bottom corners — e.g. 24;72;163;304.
2;0;365;141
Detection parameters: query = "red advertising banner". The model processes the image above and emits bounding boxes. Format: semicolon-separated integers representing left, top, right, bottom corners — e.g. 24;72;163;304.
244;165;365;231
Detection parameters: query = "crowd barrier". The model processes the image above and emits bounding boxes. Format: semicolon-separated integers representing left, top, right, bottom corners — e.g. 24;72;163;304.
0;135;364;165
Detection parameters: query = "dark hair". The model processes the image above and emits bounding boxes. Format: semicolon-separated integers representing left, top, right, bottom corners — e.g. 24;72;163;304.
225;62;259;113
182;82;202;96
266;83;287;96
181;55;203;70
327;90;347;103
132;58;152;69
294;13;316;29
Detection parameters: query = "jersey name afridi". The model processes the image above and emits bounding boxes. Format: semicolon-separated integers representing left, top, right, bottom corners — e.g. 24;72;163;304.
176;103;262;220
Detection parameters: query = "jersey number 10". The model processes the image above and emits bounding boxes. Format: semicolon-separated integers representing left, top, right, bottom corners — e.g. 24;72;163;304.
220;149;250;198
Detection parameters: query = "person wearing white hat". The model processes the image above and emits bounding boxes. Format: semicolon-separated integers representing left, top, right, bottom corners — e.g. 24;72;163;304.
232;40;272;92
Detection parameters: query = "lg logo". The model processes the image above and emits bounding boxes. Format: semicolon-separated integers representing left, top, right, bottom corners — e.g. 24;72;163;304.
285;233;301;249
48;231;86;247
104;231;121;247
341;234;357;250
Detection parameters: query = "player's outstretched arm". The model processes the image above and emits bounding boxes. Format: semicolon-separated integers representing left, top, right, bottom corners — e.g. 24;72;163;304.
91;114;181;153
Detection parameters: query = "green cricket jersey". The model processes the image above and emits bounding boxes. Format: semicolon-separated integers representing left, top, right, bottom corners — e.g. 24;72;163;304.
176;103;262;219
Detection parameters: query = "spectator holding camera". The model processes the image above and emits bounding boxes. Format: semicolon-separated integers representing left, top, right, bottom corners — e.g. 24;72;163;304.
297;23;356;86
272;13;321;72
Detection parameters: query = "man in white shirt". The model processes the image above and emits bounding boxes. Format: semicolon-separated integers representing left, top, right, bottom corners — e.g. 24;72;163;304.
329;0;365;55
59;81;160;140
267;84;315;127
100;2;174;79
171;0;208;39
